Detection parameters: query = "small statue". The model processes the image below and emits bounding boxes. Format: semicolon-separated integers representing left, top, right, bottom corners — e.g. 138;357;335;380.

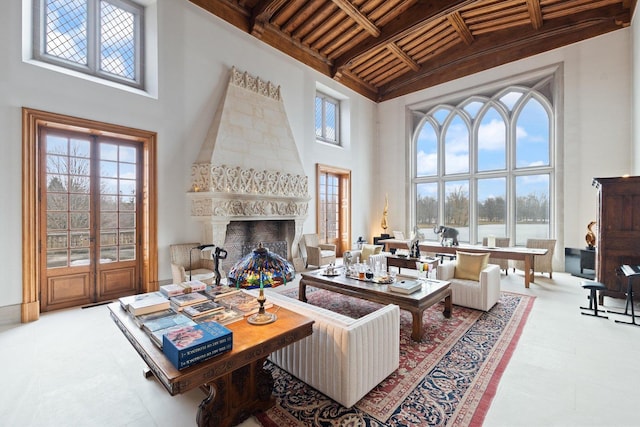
585;221;596;249
381;194;388;232
213;246;228;286
434;225;459;246
410;239;421;258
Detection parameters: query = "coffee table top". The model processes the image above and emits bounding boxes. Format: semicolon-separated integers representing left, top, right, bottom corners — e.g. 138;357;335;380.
301;269;449;306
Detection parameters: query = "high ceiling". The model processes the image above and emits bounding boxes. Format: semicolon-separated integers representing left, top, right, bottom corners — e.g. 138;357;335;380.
188;0;635;102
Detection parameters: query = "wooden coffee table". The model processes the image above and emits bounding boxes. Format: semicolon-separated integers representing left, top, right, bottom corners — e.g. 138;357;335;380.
108;302;313;427
300;270;451;342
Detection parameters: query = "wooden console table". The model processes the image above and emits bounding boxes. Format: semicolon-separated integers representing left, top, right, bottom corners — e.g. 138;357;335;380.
108;302;313;427
417;242;546;288
380;239;547;288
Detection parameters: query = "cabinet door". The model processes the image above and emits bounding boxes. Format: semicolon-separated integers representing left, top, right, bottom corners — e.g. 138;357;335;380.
595;177;640;298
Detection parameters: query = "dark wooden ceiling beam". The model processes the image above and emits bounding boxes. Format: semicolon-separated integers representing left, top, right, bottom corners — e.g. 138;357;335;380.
251;0;289;37
386;43;420;71
333;69;378;99
527;0;543;29
331;0;380;37
188;0;252;32
187;0;636;102
447;11;474;44
333;0;478;72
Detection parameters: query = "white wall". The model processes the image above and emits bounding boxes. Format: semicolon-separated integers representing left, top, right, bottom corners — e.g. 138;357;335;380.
1;0;635;317
633;9;640;174
0;0;376;315
377;29;633;261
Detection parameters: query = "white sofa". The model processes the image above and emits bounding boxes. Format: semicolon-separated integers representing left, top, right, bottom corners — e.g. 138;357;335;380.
437;261;501;311
262;290;400;408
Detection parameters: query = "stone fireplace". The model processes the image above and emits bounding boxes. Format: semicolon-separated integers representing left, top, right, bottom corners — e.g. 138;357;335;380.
187;67;310;268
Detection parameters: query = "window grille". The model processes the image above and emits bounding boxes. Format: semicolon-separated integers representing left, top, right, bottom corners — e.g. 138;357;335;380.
34;0;144;88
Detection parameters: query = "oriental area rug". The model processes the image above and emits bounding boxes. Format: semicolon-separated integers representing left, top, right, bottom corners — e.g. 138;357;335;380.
256;288;534;427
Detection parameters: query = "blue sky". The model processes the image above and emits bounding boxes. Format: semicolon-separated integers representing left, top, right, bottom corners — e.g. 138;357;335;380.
416;91;550;200
46;0;135;79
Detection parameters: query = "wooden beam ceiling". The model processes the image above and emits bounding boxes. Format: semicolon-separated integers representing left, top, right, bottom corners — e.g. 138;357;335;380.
188;0;635;102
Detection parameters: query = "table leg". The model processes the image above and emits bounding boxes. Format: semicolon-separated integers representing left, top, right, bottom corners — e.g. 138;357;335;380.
443;292;452;318
197;358;276;427
197;381;222;427
524;256;532;288
410;311;423;342
299;279;308;302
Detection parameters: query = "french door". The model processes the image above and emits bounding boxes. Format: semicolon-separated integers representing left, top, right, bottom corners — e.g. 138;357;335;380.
316;164;350;256
40;128;142;311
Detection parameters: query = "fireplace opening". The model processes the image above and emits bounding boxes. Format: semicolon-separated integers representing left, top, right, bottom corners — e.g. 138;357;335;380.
220;220;295;273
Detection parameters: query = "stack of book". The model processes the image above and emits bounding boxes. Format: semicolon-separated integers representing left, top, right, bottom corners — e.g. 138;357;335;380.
182;300;225;319
160;280;207;297
214;290;272;316
194;307;244;325
140;311;198;348
169;292;209;312
119;291;170;316
162;321;233;370
388;279;422;294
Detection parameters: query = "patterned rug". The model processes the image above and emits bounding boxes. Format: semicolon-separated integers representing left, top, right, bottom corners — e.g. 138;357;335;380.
256;288;534;427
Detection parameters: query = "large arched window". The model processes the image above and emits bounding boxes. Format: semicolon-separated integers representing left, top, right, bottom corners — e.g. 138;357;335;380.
411;73;555;246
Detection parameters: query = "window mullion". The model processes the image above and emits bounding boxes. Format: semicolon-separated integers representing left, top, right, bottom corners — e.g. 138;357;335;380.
88;0;99;73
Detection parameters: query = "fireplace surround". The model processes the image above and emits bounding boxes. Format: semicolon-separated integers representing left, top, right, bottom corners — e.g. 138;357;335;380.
186;67;310;265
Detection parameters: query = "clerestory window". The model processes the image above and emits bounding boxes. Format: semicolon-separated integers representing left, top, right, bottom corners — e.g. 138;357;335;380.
33;0;144;89
411;72;556;246
315;92;340;145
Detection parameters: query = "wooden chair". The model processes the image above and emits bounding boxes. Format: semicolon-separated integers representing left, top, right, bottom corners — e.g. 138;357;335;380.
482;237;510;274
510;238;556;278
302;234;336;268
169;242;215;284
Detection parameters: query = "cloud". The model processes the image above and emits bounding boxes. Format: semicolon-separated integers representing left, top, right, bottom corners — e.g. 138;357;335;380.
478;119;505;151
416;150;437;175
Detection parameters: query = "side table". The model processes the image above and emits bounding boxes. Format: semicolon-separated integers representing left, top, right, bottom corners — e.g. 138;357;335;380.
386;255;438;274
580;248;596;274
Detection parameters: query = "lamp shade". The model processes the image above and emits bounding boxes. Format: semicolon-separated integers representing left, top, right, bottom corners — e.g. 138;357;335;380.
228;243;295;289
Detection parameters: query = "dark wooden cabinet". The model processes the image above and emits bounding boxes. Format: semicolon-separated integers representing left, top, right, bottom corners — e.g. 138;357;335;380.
593;176;640;300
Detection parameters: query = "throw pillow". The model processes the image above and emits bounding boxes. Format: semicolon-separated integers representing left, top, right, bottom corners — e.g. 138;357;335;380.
360;244;383;262
454;251;490;281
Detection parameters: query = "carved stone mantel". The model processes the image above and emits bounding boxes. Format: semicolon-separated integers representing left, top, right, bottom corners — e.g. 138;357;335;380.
188;164;310;258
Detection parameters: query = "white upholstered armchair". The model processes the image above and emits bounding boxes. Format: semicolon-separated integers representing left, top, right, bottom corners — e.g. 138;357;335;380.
302;234;336;268
437;255;501;311
169;243;215;284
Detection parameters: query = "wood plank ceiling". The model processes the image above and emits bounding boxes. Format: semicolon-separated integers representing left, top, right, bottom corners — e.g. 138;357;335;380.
188;0;635;102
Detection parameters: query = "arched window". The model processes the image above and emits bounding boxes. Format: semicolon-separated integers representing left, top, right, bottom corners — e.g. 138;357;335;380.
410;73;555;246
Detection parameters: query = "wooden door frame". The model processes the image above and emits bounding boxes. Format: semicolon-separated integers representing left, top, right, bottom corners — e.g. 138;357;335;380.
21;108;158;322
315;164;351;256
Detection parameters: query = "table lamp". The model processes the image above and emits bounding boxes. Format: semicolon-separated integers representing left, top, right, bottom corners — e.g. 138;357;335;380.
228;243;295;325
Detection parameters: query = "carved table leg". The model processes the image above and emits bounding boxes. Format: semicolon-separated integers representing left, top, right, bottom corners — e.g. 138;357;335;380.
197;358;276;427
197;381;224;427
